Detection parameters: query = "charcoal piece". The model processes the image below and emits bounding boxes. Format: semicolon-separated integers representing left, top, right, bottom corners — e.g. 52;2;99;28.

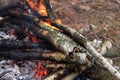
0;0;19;12
0;51;58;61
0;40;53;51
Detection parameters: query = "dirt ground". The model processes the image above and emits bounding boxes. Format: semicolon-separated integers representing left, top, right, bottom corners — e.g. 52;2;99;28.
51;0;120;57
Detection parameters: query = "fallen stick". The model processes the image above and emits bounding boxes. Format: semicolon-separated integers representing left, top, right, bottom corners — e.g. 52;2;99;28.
49;21;120;79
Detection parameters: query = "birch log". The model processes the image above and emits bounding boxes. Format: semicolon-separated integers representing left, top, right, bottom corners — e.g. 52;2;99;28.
36;21;90;65
50;22;120;80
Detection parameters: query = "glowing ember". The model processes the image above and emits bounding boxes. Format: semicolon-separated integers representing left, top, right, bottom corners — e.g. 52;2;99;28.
26;32;40;43
7;29;15;36
33;63;48;79
54;19;62;24
43;21;60;30
23;27;40;43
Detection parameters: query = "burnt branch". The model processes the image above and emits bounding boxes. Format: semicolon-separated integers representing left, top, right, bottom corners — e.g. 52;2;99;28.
0;40;52;51
0;0;19;13
0;51;78;63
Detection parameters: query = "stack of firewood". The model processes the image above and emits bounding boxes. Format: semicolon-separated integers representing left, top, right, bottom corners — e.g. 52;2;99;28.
0;0;120;80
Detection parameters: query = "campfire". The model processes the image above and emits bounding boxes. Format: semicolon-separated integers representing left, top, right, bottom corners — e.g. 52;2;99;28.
0;0;120;80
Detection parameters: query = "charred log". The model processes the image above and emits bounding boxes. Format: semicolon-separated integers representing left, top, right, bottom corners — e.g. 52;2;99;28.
0;51;61;61
0;40;53;51
0;51;83;64
0;0;19;13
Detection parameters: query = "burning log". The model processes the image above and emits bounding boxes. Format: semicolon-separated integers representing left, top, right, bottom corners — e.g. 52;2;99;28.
24;0;49;19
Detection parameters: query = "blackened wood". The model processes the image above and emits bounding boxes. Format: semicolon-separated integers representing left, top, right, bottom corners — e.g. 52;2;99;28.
1;17;50;43
0;0;19;12
0;40;52;50
0;21;26;39
0;51;74;63
0;51;47;61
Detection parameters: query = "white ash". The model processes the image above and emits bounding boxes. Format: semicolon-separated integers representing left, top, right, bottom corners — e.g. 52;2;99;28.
0;31;17;40
0;60;20;80
0;60;44;80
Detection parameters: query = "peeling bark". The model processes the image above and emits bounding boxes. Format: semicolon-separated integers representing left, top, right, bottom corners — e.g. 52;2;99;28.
36;21;89;65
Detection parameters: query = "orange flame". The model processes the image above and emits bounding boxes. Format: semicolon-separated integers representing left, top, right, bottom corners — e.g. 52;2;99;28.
26;0;35;9
26;0;61;30
27;0;47;16
42;20;60;30
37;0;47;16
